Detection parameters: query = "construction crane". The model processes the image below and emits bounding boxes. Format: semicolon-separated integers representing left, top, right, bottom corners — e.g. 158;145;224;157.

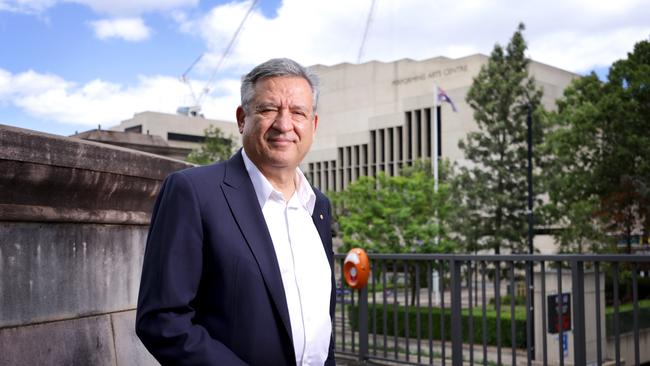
177;53;205;117
177;0;260;117
357;0;378;64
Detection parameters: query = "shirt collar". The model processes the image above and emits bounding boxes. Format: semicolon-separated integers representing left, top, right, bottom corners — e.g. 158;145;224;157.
242;148;316;215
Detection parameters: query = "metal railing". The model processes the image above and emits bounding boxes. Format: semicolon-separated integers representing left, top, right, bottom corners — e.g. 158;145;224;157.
333;253;650;365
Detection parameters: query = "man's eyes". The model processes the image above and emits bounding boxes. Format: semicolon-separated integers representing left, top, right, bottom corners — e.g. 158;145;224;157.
256;107;309;119
258;107;278;113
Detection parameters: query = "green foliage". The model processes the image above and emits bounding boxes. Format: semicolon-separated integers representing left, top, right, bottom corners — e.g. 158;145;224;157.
604;272;650;304
542;40;650;252
605;299;650;335
488;294;527;306
451;23;545;254
186;125;236;165
347;303;527;348
331;160;457;254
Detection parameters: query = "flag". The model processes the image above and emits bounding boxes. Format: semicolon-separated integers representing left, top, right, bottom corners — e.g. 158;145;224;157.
437;87;457;112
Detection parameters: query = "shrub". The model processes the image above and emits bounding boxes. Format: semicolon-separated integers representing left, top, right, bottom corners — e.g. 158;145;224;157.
605;299;650;334
489;294;527;306
347;303;527;348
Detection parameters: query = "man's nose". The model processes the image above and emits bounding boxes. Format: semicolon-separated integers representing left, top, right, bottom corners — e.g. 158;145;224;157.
272;109;294;132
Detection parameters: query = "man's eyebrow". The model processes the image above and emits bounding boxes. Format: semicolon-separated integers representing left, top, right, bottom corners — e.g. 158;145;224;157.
254;102;279;110
290;103;314;113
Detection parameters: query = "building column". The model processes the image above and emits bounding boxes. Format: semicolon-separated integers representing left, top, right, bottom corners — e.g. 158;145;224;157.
410;111;418;162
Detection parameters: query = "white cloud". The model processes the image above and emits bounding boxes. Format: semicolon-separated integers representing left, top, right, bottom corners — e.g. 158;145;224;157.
89;17;151;41
0;68;240;126
71;0;198;16
0;0;56;13
0;69;72;98
529;26;650;72
0;0;197;15
176;0;650;77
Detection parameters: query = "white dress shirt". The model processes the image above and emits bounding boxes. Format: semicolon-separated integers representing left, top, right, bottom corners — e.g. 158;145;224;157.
242;150;332;366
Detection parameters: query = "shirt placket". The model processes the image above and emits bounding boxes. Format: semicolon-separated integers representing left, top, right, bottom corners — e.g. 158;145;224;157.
286;199;310;365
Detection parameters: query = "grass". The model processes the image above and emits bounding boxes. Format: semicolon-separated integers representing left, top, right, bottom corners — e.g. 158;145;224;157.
605;298;650;314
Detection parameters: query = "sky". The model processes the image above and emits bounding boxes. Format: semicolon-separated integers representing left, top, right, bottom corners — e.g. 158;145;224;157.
1;0;648;137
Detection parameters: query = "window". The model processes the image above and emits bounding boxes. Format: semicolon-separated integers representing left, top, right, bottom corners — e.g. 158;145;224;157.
167;132;205;143
125;125;142;133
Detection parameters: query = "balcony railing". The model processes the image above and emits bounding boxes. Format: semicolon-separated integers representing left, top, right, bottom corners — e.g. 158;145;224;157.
333;253;650;366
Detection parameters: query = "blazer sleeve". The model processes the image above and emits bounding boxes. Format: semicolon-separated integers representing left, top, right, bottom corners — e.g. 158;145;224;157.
135;171;247;366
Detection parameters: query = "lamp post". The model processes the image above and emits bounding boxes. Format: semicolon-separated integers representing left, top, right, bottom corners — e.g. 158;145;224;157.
526;105;535;361
527;105;534;254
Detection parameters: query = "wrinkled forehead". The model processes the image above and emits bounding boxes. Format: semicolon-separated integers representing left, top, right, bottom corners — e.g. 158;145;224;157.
251;76;315;104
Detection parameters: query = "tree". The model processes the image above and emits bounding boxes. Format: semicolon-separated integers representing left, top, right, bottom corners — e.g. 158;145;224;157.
452;23;544;254
332;160;457;255
186;125;236;165
541;74;610;252
543;40;650;252
332;161;458;304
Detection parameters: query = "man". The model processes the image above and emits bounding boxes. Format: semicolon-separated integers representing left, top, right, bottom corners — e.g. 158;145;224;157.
136;58;336;366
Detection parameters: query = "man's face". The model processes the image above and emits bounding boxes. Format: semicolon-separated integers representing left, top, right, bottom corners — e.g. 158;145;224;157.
237;76;318;172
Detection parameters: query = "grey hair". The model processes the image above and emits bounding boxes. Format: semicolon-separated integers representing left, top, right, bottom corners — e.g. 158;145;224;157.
240;58;320;113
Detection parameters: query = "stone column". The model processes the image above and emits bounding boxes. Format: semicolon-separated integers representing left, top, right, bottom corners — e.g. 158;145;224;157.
533;269;609;365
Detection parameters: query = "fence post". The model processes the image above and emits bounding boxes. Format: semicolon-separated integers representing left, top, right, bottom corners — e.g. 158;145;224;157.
358;286;369;362
571;260;586;365
451;259;463;365
526;260;535;365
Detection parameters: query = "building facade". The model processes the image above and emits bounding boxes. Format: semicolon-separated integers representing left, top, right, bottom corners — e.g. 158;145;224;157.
110;111;241;153
302;54;577;193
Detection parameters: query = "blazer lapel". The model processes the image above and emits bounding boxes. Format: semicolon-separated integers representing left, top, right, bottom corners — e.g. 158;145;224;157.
220;151;293;345
312;194;334;265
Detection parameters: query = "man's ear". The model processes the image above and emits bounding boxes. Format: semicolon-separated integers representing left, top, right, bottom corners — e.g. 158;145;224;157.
313;113;318;134
236;106;246;134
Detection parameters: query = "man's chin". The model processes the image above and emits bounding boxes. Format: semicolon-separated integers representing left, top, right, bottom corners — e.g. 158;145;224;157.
267;138;296;148
264;154;301;169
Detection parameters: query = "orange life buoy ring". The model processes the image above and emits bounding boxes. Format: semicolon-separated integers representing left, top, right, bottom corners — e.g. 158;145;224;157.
343;248;370;289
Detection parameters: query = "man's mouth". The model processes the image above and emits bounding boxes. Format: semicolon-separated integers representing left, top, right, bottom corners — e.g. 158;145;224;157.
268;137;294;145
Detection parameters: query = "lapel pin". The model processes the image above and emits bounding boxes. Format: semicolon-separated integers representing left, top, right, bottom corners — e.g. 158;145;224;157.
319;214;324;220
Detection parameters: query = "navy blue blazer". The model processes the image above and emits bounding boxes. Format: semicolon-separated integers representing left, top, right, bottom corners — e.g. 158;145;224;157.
136;150;336;365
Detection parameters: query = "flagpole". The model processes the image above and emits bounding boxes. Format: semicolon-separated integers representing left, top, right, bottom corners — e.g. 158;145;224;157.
431;83;440;266
433;84;439;193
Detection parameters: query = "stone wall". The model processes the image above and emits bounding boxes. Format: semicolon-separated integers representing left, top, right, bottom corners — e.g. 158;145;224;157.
0;124;192;365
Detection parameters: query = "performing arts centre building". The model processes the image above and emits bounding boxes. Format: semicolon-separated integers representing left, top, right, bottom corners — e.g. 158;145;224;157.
302;54;576;193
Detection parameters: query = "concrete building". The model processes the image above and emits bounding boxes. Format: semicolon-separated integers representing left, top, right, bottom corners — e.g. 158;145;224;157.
109;111;241;153
70;129;192;161
302;54;577;193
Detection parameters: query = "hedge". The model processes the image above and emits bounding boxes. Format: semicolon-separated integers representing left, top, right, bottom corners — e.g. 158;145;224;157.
605;299;650;334
347;303;527;348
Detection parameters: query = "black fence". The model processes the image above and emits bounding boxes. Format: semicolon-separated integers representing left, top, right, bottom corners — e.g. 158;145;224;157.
333;253;650;365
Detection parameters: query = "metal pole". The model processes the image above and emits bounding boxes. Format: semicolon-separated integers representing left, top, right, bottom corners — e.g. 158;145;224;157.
450;259;463;366
527;106;534;254
571;261;587;365
359;286;369;362
433;85;440;246
433;84;439;193
526;105;536;360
